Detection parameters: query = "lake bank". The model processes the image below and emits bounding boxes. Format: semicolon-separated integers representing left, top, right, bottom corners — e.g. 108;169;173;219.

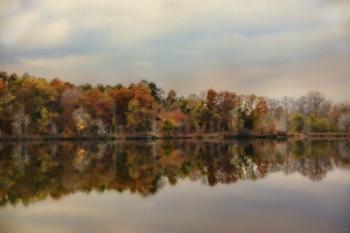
1;132;350;141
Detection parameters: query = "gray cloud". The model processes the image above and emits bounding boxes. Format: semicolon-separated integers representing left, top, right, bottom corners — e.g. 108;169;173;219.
0;0;349;101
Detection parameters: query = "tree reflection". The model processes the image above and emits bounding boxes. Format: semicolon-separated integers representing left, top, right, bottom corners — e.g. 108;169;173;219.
0;140;349;206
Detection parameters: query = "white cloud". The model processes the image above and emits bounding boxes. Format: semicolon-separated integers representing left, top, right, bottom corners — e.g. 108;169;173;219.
2;0;345;46
135;61;154;70
172;54;350;101
17;54;105;69
0;9;71;48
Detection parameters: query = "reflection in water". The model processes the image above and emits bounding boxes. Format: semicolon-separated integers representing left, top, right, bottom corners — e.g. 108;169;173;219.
0;140;349;207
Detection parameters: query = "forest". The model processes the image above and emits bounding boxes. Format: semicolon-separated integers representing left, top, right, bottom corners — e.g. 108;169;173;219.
0;71;350;139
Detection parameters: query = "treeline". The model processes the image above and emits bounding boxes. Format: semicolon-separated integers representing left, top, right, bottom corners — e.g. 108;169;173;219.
1;141;349;205
0;71;350;138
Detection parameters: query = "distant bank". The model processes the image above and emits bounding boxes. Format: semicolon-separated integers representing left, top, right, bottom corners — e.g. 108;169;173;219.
1;132;350;141
1;72;350;140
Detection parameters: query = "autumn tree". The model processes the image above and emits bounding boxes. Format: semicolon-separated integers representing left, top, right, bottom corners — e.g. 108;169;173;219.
0;71;346;137
126;83;158;132
0;80;16;135
147;81;163;103
216;91;239;131
296;91;331;117
201;89;220;132
81;88;113;134
108;86;134;130
237;95;268;131
60;88;81;136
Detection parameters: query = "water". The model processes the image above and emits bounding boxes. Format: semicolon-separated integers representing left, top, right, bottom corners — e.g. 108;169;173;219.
0;140;349;233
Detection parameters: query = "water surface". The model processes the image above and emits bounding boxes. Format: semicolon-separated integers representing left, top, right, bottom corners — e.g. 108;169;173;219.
0;140;349;233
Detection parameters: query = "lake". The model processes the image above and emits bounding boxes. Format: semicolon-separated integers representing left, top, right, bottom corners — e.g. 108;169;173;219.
0;140;349;233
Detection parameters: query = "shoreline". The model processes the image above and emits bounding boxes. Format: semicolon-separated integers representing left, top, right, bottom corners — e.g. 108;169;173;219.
0;132;349;141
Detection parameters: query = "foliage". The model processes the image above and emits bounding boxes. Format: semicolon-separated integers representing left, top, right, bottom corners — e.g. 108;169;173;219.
0;71;349;138
290;113;308;133
161;120;174;135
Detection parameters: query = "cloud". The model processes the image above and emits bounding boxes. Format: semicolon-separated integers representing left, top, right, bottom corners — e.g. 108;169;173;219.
1;0;349;51
0;8;71;48
0;0;349;101
184;27;343;65
172;54;350;101
17;54;105;69
2;0;344;46
135;61;154;70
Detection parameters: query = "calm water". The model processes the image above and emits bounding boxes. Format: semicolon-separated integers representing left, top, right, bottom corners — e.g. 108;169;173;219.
0;140;349;233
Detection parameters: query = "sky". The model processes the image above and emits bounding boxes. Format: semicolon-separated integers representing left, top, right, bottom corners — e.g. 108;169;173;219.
0;0;349;101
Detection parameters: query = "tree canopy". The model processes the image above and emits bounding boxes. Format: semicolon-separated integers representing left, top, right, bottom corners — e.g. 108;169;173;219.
0;71;349;138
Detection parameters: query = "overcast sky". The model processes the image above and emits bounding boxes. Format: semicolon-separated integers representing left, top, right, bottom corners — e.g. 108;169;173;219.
0;0;349;101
